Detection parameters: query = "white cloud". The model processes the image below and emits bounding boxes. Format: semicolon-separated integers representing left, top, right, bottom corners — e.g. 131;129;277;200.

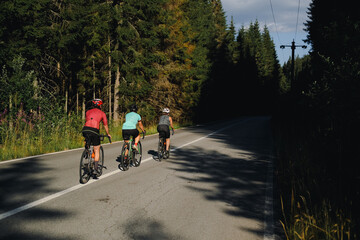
222;0;311;33
221;0;312;63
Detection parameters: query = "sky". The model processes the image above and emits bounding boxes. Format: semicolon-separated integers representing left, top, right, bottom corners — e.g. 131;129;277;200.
221;0;312;65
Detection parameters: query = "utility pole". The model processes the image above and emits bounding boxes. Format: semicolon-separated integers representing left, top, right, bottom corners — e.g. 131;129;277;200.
280;40;307;91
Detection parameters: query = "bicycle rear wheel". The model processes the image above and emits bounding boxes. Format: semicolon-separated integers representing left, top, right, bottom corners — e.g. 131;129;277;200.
158;138;164;161
79;149;91;184
120;143;130;171
133;141;142;167
95;146;105;177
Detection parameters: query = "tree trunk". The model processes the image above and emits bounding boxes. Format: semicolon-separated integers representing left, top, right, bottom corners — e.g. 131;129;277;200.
113;65;120;123
76;91;79;116
82;91;86;120
108;35;112;121
65;88;68;114
93;59;96;99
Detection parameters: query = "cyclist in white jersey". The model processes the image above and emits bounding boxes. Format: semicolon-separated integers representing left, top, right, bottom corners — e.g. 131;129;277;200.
157;108;174;155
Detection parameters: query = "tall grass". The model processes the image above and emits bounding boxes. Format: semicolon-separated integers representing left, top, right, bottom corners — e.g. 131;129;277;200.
273;113;356;240
0;110;84;160
0;109;188;161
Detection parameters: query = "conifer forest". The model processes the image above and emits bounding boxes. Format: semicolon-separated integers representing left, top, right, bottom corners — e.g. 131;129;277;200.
0;0;359;239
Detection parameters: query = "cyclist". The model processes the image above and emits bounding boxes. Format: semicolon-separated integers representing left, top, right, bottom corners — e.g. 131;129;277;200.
157;107;174;156
82;99;111;175
122;104;145;152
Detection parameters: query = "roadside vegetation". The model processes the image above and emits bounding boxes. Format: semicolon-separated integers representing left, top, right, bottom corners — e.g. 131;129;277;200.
274;1;359;239
0;0;359;239
0;0;281;161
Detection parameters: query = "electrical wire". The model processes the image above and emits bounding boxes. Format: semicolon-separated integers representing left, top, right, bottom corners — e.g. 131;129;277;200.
294;0;301;41
269;0;282;45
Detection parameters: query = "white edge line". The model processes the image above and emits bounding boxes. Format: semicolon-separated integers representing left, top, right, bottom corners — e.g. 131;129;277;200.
0;156;151;221
0;132;160;165
0;123;238;220
263;156;275;240
1;119;271;223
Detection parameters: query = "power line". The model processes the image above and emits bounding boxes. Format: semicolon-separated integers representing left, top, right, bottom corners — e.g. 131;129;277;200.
269;0;282;45
294;0;301;41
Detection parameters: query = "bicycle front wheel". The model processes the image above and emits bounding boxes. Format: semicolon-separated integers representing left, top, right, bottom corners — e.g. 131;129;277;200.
79;149;91;184
120;143;130;171
133;141;142;167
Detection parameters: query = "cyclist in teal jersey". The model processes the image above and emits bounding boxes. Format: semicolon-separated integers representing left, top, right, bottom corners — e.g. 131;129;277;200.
122;104;145;152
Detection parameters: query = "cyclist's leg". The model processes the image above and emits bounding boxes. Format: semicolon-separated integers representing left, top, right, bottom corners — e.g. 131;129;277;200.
122;129;130;154
131;129;140;151
166;138;170;151
164;127;171;151
91;133;101;171
133;129;140;145
93;145;100;161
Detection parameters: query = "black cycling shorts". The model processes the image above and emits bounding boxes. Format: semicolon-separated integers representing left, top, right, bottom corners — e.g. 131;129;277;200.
122;129;139;140
157;125;170;139
82;126;100;146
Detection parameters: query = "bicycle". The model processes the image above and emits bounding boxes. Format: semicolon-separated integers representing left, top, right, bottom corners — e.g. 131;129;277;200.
157;129;174;161
119;131;145;171
79;134;111;184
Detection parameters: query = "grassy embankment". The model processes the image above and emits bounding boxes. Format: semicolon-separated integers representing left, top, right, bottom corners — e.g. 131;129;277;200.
273;114;356;240
0;114;187;161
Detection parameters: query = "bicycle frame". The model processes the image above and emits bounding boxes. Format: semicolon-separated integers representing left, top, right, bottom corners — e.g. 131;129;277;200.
158;137;167;161
79;134;111;184
120;131;145;171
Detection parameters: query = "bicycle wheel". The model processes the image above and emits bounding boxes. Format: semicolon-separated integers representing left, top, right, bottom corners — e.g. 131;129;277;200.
95;146;105;177
133;141;142;167
158;138;164;161
79;149;91;184
120;143;130;171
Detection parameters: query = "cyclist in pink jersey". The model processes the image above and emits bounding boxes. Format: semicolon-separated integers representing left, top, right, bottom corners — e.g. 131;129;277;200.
82;99;111;175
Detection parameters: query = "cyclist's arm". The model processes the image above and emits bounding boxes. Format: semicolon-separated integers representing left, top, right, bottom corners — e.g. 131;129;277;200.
169;116;174;130
138;120;145;132
102;112;111;138
104;124;111;138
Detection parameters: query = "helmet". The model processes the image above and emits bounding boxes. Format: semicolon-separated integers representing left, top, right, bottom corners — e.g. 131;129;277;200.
92;98;103;107
130;104;138;112
162;108;170;114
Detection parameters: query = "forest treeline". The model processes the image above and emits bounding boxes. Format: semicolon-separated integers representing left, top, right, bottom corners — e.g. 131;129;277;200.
1;0;360;238
276;0;360;238
0;0;282;159
0;0;282;125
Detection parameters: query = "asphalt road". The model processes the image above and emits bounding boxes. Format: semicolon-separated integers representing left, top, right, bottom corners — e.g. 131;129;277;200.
0;117;275;240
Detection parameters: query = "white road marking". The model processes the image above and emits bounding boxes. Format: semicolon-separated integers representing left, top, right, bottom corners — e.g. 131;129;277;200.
0;118;275;240
263;155;275;240
0;156;151;221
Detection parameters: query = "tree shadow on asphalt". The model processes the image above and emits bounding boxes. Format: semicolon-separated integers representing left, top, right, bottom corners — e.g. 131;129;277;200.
0;157;77;240
166;117;275;237
122;213;183;240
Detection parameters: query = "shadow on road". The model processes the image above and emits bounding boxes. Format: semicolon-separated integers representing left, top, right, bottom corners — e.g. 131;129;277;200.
0;157;77;239
167;117;274;237
122;212;183;240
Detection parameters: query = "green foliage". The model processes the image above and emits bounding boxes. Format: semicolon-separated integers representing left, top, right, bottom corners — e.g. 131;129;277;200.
0;0;284;161
275;0;360;238
0;55;37;113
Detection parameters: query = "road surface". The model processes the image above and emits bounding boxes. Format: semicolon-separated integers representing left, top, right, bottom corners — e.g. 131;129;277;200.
0;117;275;240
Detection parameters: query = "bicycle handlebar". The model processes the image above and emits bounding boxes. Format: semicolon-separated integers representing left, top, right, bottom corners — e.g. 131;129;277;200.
142;131;146;139
99;134;112;144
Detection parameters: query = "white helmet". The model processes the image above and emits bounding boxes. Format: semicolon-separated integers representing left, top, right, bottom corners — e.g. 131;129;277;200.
162;108;170;113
